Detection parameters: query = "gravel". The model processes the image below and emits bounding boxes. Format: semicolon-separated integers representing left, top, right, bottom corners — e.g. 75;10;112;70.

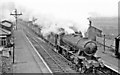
0;55;13;74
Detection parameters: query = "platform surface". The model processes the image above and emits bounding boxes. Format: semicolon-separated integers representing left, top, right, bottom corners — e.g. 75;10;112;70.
96;46;120;74
13;23;51;73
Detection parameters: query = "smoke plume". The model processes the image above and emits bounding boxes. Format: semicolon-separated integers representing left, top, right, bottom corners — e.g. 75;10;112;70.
33;13;90;37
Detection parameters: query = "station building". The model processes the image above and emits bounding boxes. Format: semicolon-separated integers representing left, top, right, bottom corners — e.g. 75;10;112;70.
85;23;102;41
0;20;14;56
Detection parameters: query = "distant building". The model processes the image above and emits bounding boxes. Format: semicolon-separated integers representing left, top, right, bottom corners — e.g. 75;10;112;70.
85;19;102;41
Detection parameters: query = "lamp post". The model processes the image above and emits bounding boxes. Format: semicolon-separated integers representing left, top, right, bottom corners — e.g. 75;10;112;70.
11;25;15;64
103;34;106;53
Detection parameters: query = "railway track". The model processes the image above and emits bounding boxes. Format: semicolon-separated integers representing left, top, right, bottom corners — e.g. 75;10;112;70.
35;37;80;72
24;30;76;73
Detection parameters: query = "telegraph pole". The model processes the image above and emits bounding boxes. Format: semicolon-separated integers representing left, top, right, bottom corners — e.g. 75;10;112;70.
10;9;22;64
103;35;106;52
102;34;106;53
10;9;22;30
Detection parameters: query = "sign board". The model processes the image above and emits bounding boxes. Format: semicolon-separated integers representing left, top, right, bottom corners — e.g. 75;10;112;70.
0;47;3;54
2;50;9;57
2;48;10;57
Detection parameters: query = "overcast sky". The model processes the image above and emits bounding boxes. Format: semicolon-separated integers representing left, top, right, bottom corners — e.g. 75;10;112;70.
0;0;119;36
0;0;119;22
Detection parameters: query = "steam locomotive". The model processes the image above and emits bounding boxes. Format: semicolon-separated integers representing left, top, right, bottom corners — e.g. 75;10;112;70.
26;22;109;74
44;32;105;73
28;28;105;73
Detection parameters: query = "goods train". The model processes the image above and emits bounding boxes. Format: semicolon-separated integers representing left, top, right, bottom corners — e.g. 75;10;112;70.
26;21;118;74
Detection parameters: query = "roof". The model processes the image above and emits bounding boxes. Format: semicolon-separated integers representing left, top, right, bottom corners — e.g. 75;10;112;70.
0;27;11;37
89;26;102;32
1;20;13;27
0;23;13;31
0;35;6;38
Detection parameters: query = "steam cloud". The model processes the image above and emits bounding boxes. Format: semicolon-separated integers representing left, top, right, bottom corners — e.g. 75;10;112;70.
35;16;89;37
0;1;90;37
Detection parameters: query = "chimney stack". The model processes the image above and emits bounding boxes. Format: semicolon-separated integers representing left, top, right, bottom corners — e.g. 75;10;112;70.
87;17;92;27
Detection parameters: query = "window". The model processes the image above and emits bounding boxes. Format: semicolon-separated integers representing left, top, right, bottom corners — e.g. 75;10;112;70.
0;38;7;46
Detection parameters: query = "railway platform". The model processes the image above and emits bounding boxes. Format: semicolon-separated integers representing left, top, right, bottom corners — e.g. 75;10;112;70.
12;28;52;73
96;46;120;74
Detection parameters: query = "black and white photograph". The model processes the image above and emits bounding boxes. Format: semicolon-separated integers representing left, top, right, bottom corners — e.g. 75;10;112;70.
0;0;119;74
